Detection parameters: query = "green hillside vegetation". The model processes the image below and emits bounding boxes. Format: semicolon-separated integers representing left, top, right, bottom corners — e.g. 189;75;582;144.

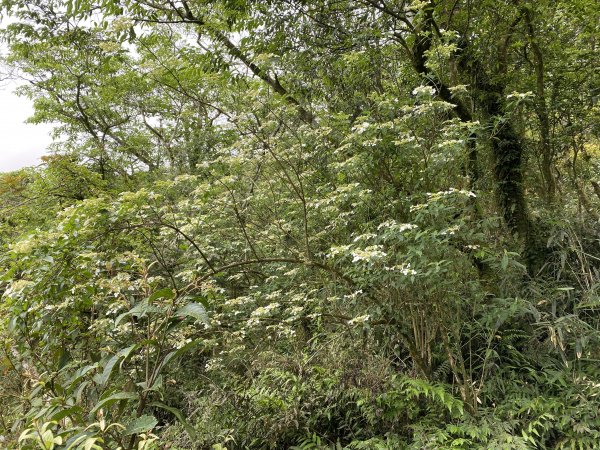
0;0;599;448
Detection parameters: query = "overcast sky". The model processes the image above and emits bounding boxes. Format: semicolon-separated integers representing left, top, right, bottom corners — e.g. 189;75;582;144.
1;13;54;173
0;81;54;172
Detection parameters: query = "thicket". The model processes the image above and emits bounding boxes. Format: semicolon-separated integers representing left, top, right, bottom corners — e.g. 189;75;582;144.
0;0;599;448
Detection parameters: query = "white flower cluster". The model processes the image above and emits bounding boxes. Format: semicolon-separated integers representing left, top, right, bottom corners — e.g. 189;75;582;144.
363;138;382;147
251;302;281;318
437;139;464;148
344;290;363;300
205;357;224;372
507;91;534;100
440;225;461;236
224;295;255;310
286;306;304;319
328;244;352;258
426;188;477;198
174;338;193;350
377;220;418;232
385;263;417;276
11;236;37;254
412;85;436;97
353;233;377;242
351;245;387;263
347;314;371;325
353;121;371;134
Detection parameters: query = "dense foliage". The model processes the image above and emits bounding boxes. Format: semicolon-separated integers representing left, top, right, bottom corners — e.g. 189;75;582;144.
0;0;599;448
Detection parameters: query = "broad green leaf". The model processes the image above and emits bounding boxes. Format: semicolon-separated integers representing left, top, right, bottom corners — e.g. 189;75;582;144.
149;287;176;302
124;414;158;435
115;301;161;326
154;339;204;375
176;302;209;324
94;345;136;385
67;363;98;390
49;405;83;422
150;401;197;439
90;391;138;415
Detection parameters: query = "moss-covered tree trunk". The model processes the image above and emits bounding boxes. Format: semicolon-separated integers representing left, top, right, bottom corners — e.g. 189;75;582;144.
409;4;531;245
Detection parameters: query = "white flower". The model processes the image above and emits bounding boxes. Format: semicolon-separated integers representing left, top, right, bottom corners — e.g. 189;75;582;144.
437;139;464;148
385;263;417;276
251;302;280;318
353;233;377;242
377;220;397;230
507;91;533;100
175;338;192;349
353;122;371;134
441;225;461;236
328;244;352;258
344;290;363;300
426;188;477;199
348;315;371;325
351;245;387;263
412;85;436;97
11;237;36;254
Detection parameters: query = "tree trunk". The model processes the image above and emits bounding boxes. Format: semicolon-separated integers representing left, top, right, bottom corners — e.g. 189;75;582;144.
411;7;531;241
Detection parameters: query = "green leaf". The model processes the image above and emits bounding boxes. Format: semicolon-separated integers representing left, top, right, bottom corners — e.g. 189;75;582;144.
150;401;197;439
124;414;158;435
66;363;98;390
75;380;90;404
42;255;55;263
153;339;204;376
149;287;176;302
57;348;71;370
49;405;83;422
501;253;509;270
176;302;209;324
115;301;161;326
93;345;136;385
90;391;138;415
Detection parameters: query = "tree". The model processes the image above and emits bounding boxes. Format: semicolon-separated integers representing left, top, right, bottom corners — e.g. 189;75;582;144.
1;0;600;448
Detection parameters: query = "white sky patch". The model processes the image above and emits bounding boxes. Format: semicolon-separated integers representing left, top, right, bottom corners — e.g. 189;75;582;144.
0;80;54;172
1;14;54;173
